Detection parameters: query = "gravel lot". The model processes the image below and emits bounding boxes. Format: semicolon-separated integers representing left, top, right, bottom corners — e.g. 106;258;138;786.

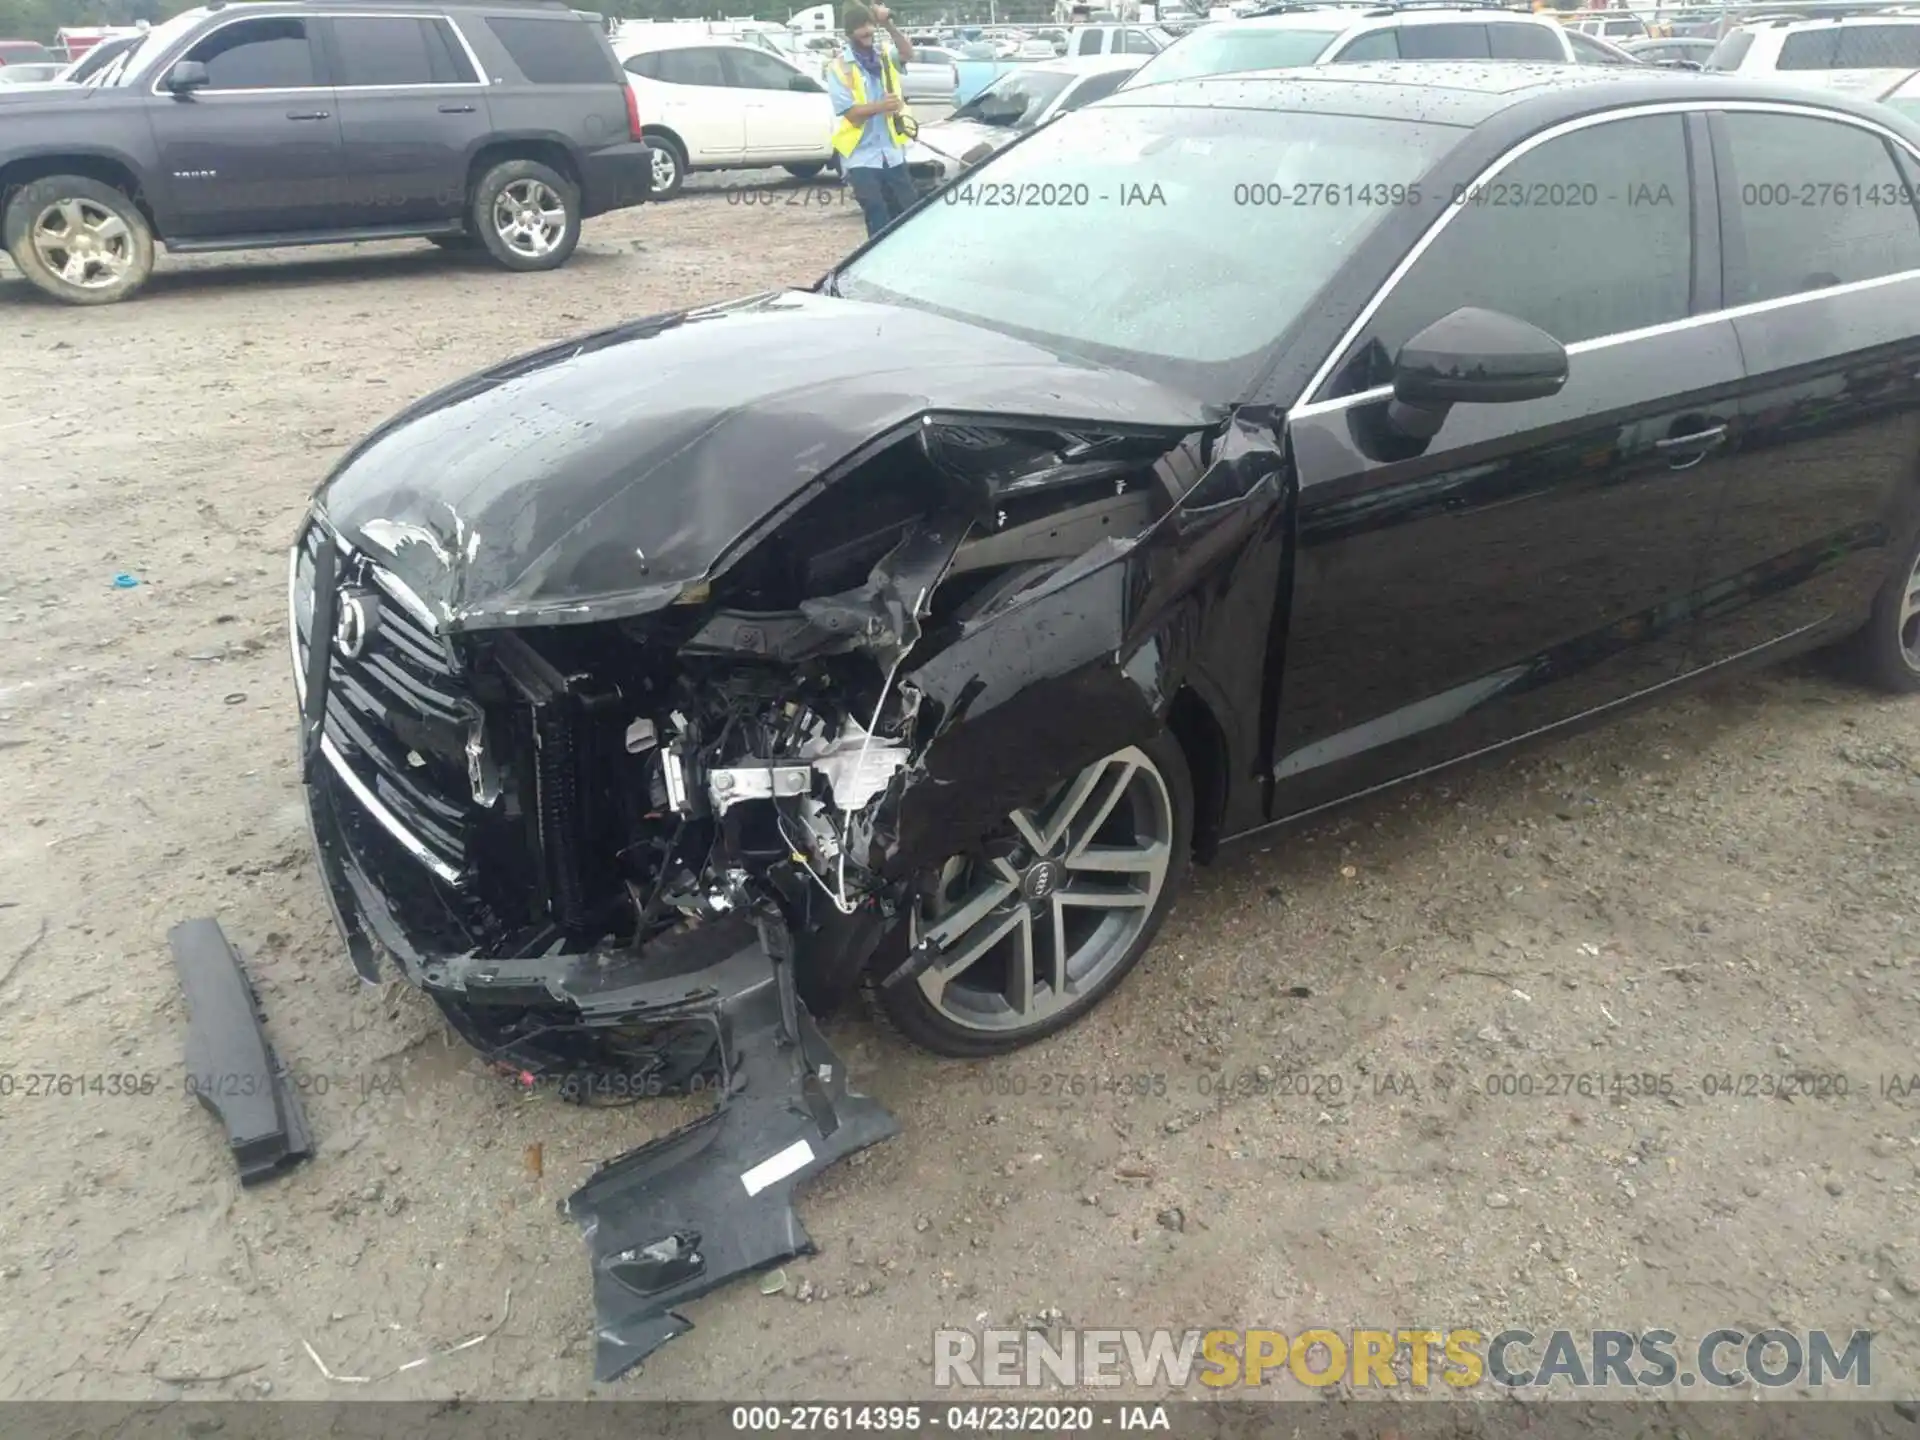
2;174;1919;1404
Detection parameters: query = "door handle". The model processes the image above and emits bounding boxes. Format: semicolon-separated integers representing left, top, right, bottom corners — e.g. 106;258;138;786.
286;110;331;120
1654;424;1727;452
1654;423;1727;470
437;103;476;113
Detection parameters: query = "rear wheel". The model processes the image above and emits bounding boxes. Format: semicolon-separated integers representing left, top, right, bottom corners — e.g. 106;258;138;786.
784;161;826;181
1847;528;1920;694
2;175;154;306
471;159;580;273
874;732;1191;1057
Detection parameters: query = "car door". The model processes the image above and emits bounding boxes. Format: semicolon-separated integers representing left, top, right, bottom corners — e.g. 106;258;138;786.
1684;107;1920;663
1273;111;1738;817
144;14;344;238
722;44;830;159
647;45;744;164
319;14;490;229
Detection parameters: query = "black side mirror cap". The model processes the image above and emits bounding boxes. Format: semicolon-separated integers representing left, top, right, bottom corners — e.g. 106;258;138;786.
1392;305;1569;408
166;59;210;93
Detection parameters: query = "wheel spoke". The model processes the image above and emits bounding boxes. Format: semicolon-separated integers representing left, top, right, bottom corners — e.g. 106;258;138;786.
539;207;567;227
1036;761;1107;851
1064;759;1137;858
1045;896;1068;995
1008;808;1047;855
1059;886;1153;909
59;254;90;284
1008;910;1035;1017
918;902;1024;1006
88;214;129;245
52;200;86;233
1065;838;1169;875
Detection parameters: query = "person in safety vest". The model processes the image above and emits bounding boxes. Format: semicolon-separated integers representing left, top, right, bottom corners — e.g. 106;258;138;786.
826;3;918;238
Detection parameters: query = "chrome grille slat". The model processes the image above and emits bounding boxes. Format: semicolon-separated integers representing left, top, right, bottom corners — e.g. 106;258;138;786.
292;521;476;882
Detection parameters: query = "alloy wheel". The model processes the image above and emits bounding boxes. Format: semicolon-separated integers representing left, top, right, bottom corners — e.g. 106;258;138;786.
913;746;1173;1034
650;145;679;191
491;180;567;259
31;196;134;290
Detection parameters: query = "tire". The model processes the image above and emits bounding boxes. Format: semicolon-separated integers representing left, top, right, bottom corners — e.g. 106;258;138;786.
470;159;580;273
873;731;1192;1057
1846;526;1920;694
784;161;827;181
644;136;686;199
2;175;153;306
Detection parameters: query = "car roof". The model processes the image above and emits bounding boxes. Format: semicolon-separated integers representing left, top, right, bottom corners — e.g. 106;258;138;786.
1193;6;1555;31
1733;11;1920;28
615;26;787;52
1105;59;1920;128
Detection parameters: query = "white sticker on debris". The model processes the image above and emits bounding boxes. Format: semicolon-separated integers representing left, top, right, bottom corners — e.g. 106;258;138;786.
741;1138;816;1197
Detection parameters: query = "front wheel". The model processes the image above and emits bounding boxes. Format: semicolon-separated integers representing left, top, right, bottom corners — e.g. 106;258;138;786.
2;175;154;306
873;733;1191;1057
784;161;827;181
471;159;580;272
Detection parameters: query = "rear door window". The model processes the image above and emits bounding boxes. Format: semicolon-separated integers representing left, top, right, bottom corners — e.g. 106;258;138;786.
330;17;467;87
1833;25;1920;66
1488;23;1565;60
1399;24;1491;60
654;46;728;87
1717;112;1920;304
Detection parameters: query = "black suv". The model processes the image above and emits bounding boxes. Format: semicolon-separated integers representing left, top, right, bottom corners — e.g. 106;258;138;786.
0;0;651;304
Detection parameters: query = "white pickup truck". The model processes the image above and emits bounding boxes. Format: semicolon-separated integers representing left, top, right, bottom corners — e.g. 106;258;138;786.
1064;21;1173;55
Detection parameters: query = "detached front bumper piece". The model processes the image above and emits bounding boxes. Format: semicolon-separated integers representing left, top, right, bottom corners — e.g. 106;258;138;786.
168;917;314;1185
563;931;897;1383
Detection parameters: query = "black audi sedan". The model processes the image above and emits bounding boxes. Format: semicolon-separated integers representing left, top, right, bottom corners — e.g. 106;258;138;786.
290;63;1920;1373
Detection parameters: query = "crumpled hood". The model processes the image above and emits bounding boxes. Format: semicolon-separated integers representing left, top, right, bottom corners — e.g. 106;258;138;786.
314;289;1216;633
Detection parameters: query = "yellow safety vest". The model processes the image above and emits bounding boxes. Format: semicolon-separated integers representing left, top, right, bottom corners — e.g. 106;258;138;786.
830;53;909;156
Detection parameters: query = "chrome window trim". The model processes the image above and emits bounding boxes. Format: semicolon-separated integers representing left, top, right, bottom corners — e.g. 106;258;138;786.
1291;98;1920;416
147;10;489;97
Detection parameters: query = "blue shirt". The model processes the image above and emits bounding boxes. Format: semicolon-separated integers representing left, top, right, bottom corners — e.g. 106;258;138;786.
826;42;905;170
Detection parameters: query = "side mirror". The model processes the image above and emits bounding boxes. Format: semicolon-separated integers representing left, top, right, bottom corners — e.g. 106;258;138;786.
1387;306;1568;439
165;59;209;94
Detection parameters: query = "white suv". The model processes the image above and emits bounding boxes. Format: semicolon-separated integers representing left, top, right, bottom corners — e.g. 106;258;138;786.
1705;15;1920;92
1119;2;1640;88
616;29;836;198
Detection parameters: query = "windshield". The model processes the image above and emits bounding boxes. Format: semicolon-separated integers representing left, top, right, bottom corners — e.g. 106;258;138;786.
835;103;1459;395
1124;26;1341;87
953;68;1076;125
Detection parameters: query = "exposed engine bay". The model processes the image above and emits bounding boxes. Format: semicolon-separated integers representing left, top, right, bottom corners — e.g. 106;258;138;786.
298;390;1278;1382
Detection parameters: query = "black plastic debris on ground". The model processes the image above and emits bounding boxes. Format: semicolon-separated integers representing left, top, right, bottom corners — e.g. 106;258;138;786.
168;917;314;1184
563;968;896;1383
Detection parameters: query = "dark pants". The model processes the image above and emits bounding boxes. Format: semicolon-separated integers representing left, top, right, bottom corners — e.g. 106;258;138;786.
847;162;917;239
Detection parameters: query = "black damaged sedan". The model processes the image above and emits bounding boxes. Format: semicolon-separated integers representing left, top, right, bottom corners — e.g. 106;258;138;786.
292;64;1920;1374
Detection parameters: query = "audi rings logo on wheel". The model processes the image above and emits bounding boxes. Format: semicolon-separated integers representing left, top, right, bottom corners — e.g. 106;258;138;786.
333;590;377;660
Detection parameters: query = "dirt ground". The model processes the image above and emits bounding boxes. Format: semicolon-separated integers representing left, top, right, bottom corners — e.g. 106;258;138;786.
2;172;1919;1405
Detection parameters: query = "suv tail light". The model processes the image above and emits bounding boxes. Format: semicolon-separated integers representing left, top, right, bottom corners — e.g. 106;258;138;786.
624;83;642;143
